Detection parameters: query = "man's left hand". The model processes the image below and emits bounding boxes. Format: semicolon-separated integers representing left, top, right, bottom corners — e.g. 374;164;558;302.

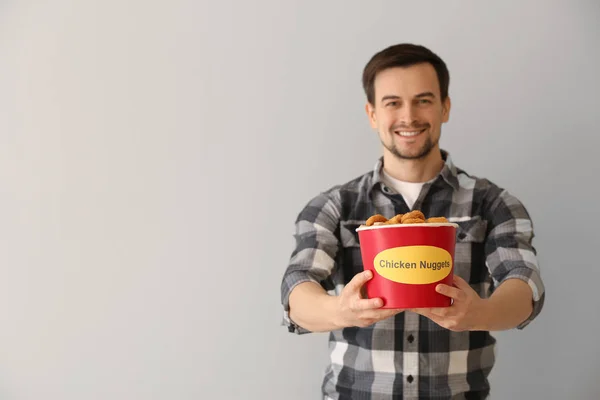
411;275;488;332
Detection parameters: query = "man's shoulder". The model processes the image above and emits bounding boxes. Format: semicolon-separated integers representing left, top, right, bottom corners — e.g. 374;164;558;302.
296;169;374;220
318;169;374;203
453;166;528;218
455;166;505;195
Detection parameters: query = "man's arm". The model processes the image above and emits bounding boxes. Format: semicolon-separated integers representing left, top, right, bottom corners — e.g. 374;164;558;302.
413;186;545;332
481;187;545;329
281;191;403;333
478;278;533;331
412;275;533;332
288;282;340;332
280;191;342;334
289;271;405;332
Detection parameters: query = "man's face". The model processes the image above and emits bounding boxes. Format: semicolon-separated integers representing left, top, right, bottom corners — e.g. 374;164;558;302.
366;63;451;160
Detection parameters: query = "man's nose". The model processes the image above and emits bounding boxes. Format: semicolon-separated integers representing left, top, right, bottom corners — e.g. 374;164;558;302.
397;104;417;126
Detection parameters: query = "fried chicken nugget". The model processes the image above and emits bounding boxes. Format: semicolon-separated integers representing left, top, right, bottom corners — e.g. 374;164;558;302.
402;218;426;224
386;214;404;225
426;217;449;223
400;210;425;223
366;214;388;226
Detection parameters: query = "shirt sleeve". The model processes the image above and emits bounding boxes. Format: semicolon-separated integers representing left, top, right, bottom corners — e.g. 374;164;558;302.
484;187;545;329
280;190;342;334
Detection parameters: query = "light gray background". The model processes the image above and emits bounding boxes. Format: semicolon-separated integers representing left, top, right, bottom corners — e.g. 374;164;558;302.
0;1;598;399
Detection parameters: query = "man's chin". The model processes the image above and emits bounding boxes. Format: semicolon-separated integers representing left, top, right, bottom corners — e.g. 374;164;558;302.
393;148;432;160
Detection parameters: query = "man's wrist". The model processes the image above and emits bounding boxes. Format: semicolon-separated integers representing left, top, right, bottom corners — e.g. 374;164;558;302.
327;295;345;330
474;298;493;331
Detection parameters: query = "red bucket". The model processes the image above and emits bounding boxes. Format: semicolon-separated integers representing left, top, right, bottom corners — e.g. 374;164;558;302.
356;222;458;308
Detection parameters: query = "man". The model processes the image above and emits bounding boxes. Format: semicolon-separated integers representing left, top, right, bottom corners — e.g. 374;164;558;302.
280;43;545;399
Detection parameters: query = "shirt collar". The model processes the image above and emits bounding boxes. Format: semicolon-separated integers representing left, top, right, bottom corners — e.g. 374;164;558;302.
369;149;460;195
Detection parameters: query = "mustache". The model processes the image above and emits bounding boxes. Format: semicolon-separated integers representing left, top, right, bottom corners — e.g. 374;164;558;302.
391;123;429;130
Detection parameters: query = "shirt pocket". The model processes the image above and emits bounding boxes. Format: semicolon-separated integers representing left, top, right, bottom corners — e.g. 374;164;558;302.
455;216;488;243
453;216;488;280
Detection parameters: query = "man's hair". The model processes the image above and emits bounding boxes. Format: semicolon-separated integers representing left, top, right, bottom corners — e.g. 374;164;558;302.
362;43;450;105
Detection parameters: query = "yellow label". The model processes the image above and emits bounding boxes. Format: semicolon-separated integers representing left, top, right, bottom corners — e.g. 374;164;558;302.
373;246;452;284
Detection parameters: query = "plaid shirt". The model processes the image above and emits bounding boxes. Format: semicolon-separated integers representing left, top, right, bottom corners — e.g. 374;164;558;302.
280;150;545;400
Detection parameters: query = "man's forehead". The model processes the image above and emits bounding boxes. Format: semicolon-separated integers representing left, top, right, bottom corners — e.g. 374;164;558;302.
374;65;440;99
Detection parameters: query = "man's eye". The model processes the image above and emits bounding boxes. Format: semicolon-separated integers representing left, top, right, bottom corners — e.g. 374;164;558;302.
418;99;431;104
386;101;399;107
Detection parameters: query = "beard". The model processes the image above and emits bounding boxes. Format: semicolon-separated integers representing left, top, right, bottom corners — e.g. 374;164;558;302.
381;128;439;160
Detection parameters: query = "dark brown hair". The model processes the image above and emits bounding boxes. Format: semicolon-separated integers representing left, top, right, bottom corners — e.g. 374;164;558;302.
362;43;450;105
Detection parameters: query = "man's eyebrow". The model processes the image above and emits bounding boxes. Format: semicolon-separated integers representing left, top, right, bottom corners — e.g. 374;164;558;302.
380;95;400;102
380;92;436;102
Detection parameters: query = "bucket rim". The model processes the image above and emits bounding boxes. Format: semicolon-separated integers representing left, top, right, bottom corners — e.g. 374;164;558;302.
356;222;459;232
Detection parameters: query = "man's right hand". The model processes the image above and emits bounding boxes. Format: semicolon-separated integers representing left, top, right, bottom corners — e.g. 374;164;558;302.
334;270;405;328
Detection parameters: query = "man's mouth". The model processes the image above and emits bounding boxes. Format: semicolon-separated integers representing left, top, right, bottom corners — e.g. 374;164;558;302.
394;128;426;137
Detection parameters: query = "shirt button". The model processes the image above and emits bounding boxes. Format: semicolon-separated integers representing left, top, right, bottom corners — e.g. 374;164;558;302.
407;334;414;343
407;375;414;383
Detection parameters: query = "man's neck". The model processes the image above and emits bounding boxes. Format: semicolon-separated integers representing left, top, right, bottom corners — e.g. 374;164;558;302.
382;148;445;183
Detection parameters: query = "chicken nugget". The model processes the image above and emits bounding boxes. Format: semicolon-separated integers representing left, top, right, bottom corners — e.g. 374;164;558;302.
426;217;449;223
402;218;426;224
386;214;404;225
366;214;388;226
400;210;425;223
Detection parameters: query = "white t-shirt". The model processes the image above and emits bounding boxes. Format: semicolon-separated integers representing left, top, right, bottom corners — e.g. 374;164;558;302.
381;169;433;210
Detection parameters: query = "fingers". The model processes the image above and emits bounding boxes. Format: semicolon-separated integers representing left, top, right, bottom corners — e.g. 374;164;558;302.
411;308;432;318
411;309;456;330
353;297;383;310
452;275;472;291
342;304;404;328
346;270;373;294
411;307;449;318
360;308;405;321
435;284;466;301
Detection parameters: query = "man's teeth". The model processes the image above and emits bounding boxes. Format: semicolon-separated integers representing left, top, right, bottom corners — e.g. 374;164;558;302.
396;130;422;137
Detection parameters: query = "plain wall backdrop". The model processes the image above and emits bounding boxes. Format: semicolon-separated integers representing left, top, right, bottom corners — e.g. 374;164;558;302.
1;0;599;399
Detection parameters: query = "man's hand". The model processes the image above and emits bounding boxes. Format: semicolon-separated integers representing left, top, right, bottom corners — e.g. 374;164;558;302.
335;270;405;328
411;275;487;332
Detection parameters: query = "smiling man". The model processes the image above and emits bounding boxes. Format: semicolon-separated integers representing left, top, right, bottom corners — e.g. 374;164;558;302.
280;44;545;399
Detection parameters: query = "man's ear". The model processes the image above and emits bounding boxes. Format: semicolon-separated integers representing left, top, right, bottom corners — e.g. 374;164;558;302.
442;96;451;123
365;102;377;129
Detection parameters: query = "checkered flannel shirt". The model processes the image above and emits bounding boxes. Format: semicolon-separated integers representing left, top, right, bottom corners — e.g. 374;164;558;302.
280;150;545;399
